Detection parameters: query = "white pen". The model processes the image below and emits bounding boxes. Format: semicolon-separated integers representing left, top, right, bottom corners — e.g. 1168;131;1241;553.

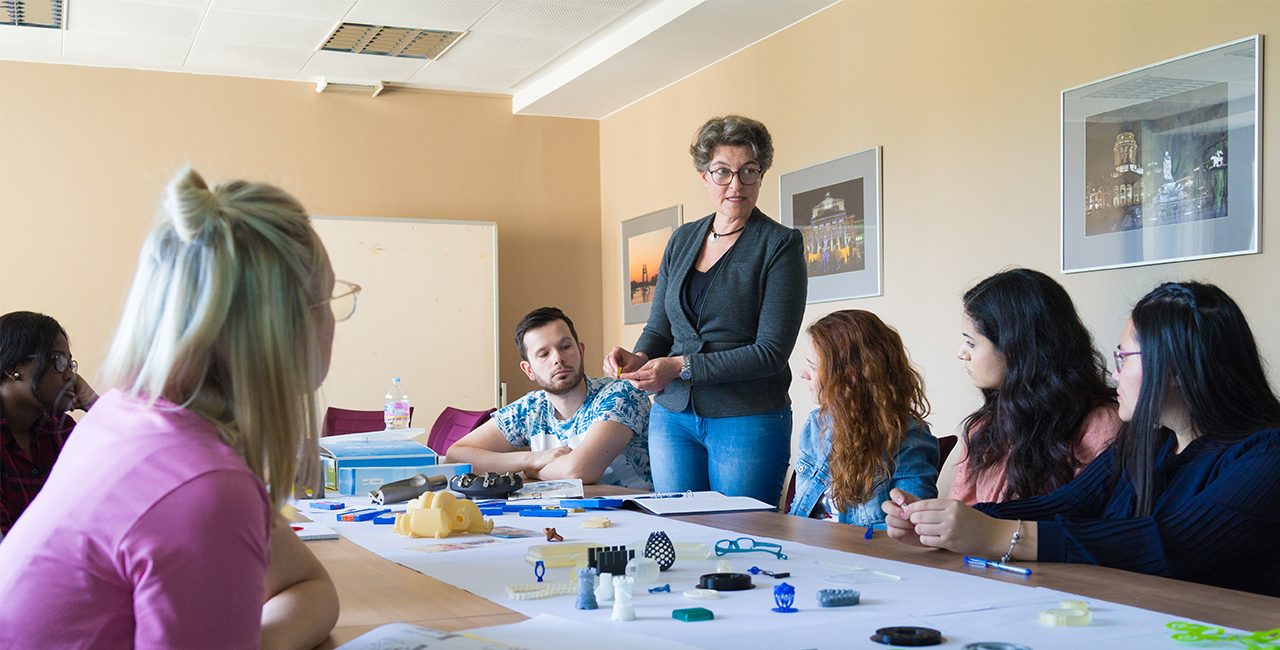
964;555;1032;576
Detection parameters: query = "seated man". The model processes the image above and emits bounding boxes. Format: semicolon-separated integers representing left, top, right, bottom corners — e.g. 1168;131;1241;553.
447;307;652;490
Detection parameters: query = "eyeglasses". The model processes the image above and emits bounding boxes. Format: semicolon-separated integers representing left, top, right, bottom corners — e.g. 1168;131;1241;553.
50;354;77;375
714;537;788;560
316;280;362;322
708;167;763;186
1113;350;1140;372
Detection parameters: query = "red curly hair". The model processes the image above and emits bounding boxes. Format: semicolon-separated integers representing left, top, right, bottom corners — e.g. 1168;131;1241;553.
808;310;930;510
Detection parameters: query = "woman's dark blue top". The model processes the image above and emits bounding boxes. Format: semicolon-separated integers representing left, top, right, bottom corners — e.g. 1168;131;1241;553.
976;428;1280;596
680;254;726;324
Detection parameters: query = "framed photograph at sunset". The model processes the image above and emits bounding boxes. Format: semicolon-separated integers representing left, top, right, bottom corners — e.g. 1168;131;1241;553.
622;205;682;324
1062;36;1261;273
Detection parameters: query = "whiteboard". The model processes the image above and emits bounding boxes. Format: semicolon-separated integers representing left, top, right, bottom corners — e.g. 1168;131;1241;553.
312;216;499;432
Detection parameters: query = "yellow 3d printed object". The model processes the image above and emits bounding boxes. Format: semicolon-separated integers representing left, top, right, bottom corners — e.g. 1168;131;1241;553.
393;491;494;539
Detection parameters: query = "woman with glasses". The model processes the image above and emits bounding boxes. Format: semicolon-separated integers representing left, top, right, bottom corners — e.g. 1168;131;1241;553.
883;282;1280;596
950;268;1120;504
0;311;98;535
0;168;344;648
605;115;807;506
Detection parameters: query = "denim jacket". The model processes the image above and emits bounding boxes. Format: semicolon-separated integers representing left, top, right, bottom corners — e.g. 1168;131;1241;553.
788;409;939;528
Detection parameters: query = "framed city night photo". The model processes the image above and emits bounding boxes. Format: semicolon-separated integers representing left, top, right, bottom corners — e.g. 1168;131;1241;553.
1062;36;1261;273
780;146;882;303
621;205;681;324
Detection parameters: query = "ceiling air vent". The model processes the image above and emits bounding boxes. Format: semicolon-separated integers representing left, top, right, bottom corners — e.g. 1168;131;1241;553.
321;22;465;60
2;0;63;29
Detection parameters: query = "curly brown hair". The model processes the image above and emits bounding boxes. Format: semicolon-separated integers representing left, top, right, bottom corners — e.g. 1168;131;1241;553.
808;310;930;511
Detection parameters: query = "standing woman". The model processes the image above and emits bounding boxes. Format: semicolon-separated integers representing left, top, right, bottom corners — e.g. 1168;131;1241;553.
884;282;1280;595
0;311;98;535
788;310;938;527
0;168;342;649
605;115;807;506
951;268;1120;504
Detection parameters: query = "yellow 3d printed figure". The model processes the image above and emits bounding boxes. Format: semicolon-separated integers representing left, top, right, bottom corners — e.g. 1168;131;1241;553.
393;491;494;538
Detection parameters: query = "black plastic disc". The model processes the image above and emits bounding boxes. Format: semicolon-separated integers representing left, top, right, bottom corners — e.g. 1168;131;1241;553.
869;626;943;646
697;572;754;591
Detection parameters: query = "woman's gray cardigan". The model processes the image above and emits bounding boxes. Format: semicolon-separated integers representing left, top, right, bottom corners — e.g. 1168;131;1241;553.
634;208;808;418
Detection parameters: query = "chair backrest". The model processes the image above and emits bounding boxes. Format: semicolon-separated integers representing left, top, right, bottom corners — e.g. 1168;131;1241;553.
781;468;796;514
427;406;496;456
936;435;959;471
322;406;415;437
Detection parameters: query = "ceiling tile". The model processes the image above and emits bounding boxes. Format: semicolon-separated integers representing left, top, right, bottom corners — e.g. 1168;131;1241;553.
473;0;637;41
299;48;428;83
186;41;316;74
211;0;354;19
0;25;63;60
538;0;643;10
442;29;566;67
344;0;499;32
67;0;207;39
198;9;335;48
61;30;192;66
408;58;533;90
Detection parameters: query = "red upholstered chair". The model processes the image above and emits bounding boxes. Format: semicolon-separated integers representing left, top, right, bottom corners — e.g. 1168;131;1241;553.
426;407;496;456
321;406;414;437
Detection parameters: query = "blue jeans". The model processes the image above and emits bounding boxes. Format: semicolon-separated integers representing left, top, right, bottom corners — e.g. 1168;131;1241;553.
648;403;792;507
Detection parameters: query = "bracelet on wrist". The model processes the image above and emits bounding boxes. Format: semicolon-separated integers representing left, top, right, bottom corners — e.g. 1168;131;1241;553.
1000;520;1023;563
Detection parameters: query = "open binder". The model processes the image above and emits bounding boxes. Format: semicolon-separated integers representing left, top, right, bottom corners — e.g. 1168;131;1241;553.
621;491;777;516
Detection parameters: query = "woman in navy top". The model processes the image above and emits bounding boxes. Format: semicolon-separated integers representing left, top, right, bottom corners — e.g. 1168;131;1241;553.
788;310;938;527
883;282;1280;596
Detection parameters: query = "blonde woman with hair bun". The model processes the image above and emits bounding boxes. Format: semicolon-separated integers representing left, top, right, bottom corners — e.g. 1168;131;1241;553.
0;167;345;649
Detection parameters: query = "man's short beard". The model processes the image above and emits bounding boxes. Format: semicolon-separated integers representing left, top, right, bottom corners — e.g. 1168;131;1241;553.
537;360;586;396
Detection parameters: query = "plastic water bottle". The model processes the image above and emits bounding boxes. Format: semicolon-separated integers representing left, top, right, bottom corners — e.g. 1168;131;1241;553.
384;378;411;430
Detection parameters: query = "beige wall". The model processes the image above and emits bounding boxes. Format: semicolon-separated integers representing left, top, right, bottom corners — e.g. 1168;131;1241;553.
0;62;602;411
599;1;1280;492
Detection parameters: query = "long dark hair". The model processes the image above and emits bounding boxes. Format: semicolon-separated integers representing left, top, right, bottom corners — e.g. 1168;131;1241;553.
961;269;1116;500
0;311;69;399
1116;282;1280;516
809;310;929;509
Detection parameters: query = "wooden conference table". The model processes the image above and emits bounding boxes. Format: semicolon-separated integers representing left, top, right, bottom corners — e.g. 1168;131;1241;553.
305;486;1280;649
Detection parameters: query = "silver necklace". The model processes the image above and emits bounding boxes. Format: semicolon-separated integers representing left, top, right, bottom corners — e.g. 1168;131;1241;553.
709;225;745;242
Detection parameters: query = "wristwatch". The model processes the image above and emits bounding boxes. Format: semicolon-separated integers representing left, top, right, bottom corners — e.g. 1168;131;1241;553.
680;355;692;381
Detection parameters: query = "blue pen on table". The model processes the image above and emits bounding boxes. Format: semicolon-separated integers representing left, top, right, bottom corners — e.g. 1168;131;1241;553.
964;556;1031;576
632;491;689;500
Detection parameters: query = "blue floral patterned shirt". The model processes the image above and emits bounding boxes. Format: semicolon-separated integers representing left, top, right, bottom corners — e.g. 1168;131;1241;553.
494;377;652;490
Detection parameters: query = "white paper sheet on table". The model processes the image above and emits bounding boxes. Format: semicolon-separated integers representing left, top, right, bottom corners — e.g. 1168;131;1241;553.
296;496;1228;649
334;623;522;650
463;614;703;650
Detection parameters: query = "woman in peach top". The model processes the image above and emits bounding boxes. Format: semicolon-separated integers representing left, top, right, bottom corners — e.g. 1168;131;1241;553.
950;269;1120;504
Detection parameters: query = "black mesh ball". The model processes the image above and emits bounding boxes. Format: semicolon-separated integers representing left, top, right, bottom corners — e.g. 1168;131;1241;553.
645;531;676;571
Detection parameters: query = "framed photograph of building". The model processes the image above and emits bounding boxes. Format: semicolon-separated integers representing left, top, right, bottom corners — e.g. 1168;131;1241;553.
1062;36;1261;273
780;147;882;303
621;205;681;324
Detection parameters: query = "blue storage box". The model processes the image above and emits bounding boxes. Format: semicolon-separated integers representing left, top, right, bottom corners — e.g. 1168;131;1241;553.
336;462;474;496
320;437;437;492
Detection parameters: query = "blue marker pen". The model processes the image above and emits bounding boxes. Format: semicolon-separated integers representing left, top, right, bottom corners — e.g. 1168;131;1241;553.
964;555;1031;576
